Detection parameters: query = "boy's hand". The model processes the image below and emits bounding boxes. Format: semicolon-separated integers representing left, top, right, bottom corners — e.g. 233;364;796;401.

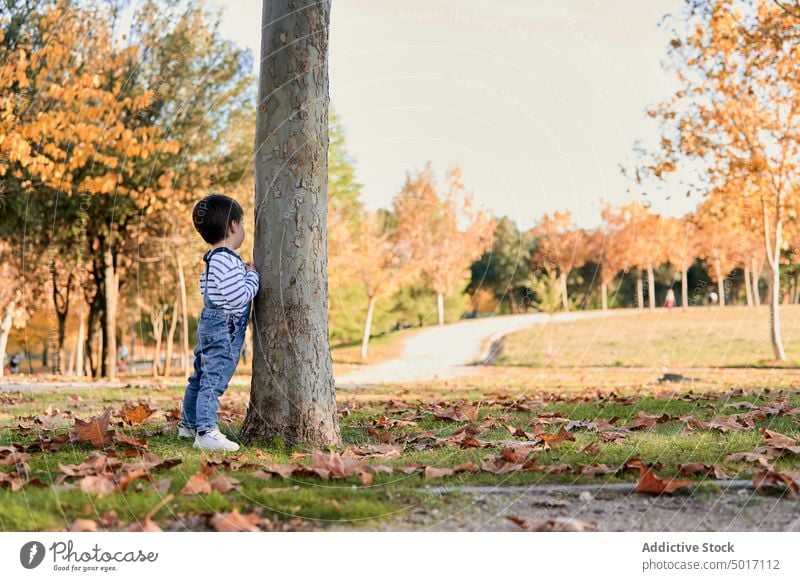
244;261;256;271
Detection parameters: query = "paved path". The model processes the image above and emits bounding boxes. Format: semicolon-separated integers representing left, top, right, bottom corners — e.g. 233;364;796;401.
336;309;641;388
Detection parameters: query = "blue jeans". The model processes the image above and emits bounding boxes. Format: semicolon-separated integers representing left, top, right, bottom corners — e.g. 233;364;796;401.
181;303;250;433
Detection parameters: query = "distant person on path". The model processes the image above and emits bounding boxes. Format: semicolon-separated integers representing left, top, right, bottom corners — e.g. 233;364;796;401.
709;290;719;306
664;289;676;309
179;193;260;452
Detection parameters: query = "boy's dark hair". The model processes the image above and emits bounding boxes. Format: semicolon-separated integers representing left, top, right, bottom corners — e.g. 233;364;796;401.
192;193;244;244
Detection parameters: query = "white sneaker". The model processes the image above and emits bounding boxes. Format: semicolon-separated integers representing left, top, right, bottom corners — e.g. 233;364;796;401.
178;424;196;439
193;428;240;452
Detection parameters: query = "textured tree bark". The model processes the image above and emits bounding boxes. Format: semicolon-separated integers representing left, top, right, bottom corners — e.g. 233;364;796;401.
646;263;656;310
241;0;341;447
360;295;376;361
681;268;689;310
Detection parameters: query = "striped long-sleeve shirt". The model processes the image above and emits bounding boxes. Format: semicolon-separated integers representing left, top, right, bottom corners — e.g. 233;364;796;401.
199;247;260;314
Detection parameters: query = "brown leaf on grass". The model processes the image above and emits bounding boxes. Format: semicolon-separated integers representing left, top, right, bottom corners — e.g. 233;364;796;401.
345;443;405;459
634;465;695;494
79;474;117;498
209;473;240;493
70;518;100;532
756;428;800;457
0;470;46;492
117;469;155;492
678;462;731;480
69;408;115;448
534;426;575;445
124;517;162;532
579;441;601;456
121;451;182;472
752;468;800;499
118;402;156;425
624;410;674;431
423;462;480;479
210;507;261;532
724;452;772;466
112;431;149;449
180;463;216;495
507;515;597;532
577;463;619;477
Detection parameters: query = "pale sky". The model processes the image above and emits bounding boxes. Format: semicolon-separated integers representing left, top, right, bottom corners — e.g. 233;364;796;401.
213;0;690;230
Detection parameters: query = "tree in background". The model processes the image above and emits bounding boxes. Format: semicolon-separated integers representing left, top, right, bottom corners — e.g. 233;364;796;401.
394;163;495;325
529;210;588;311
645;0;800;360
662;215;700;310
469;216;532;314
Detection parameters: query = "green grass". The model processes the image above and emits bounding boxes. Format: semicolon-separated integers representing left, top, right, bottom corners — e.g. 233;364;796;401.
495;305;800;368
1;377;798;531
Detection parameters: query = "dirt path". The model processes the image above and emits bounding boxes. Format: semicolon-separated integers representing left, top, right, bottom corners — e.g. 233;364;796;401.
336;309;642;387
326;485;800;531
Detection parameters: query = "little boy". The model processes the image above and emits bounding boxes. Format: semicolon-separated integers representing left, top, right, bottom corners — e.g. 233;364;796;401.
178;193;260;451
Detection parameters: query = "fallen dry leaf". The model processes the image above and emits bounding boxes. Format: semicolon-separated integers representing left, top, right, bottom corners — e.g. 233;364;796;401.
118;402;156;425
210;507;261;532
69;409;115;449
507;515;597;532
634;464;695;495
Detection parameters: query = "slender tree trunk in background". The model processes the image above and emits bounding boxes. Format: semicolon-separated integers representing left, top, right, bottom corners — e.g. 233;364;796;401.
0;303;13;375
768;263;787;361
164;298;179;377
66;347;75;375
175;249;190;374
437;292;445;324
793;272;799;304
681;268;689;310
151;305;164;378
241;0;340;447
744;265;753;307
101;245;118;378
635;272;644;309
714;258;726;307
360;295;376;361
751;258;761;305
646;263;656;310
509;288;518;314
601;282;608;311
74;311;85;378
559;271;569;311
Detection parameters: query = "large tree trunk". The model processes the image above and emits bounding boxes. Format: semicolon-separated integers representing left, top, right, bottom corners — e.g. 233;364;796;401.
101;245;118;378
601;282;608;311
360;294;376;361
646;263;656;310
681;268;689;311
437;292;445;325
0;303;14;375
175;248;190;374
241;0;340;447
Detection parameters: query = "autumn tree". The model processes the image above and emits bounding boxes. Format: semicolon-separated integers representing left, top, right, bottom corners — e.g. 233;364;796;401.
393;163;495;325
644;0;799;360
351;210;414;360
530;210;590;311
241;0;341;447
661;215;700;310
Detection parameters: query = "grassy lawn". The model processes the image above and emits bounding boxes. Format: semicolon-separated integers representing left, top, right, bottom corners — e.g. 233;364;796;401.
331;326;421;366
495;305;800;368
1;368;798;531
